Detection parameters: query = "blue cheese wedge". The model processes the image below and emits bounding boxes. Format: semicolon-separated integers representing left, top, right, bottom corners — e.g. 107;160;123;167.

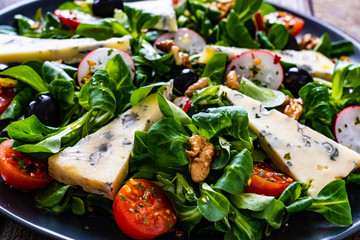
220;85;360;196
0;34;131;64
125;0;178;32
48;93;162;199
199;45;335;81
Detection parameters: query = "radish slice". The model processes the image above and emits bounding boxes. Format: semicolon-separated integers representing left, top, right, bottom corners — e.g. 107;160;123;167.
225;50;284;90
77;48;135;87
334;106;360;154
54;9;99;30
154;28;206;55
173;96;189;107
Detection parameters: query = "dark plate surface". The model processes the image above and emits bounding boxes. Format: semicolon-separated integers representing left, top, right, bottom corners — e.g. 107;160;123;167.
1;1;360;239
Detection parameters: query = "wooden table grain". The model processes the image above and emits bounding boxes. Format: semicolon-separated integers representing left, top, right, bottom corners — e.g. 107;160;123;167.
0;0;360;240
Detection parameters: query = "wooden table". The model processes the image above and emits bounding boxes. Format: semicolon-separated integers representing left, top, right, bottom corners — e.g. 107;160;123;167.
0;0;360;240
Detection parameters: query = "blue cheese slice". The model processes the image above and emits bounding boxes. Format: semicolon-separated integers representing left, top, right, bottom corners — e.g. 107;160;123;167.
220;85;360;196
125;0;178;32
199;45;335;81
48;93;162;199
0;34;131;64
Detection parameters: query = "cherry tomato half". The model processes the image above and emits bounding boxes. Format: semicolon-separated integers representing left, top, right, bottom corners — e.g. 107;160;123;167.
245;162;293;198
0;88;15;115
113;179;177;240
263;11;304;37
0;139;52;190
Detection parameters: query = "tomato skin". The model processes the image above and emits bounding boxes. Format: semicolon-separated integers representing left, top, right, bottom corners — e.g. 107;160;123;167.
113;179;177;239
245;162;293;198
54;10;81;30
263;11;304;37
0;88;15;115
0;140;52;190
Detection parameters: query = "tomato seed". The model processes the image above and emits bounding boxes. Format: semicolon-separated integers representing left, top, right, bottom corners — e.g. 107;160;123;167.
123;185;131;193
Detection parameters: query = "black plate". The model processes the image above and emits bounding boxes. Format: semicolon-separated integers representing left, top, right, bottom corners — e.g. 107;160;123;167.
1;1;360;239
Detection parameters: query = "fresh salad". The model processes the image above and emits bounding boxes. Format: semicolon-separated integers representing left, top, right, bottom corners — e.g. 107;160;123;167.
0;0;360;239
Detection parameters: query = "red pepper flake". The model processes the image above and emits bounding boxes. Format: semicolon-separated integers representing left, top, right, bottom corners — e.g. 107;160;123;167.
254;12;264;31
273;54;281;64
182;100;192;113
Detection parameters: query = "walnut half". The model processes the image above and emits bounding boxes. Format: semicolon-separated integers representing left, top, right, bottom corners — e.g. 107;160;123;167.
225;70;240;90
155;40;190;68
185;77;209;97
279;95;303;120
299;33;320;50
208;0;234;19
186;135;215;183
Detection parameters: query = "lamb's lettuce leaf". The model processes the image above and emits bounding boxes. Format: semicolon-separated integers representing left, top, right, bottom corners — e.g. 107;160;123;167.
147;118;190;167
197;183;230;222
0;65;48;92
214;149;253;194
307;180;352;225
201;52;227;85
219;10;259;49
233;0;263;22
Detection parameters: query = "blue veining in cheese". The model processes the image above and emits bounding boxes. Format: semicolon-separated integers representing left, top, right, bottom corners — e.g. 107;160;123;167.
221;85;360;196
0;34;131;64
48;93;162;199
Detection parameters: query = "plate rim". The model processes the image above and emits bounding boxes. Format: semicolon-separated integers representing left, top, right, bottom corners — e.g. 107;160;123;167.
0;1;360;240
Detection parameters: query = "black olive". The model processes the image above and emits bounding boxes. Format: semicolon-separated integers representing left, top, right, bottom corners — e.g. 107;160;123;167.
92;0;124;18
173;69;198;94
26;95;60;127
284;67;313;97
283;34;299;50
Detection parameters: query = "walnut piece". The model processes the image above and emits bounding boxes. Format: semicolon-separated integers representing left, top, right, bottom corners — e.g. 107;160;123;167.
155;39;176;53
155;40;190;68
225;70;240;90
185;77;209;97
339;56;351;62
172;45;191;68
279;95;303;120
186;135;207;157
299;33;320;50
31;21;42;30
0;78;18;88
186;135;215;183
208;0;234;19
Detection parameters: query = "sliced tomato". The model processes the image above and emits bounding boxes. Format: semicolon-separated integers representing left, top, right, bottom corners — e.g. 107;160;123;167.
113;179;177;239
263;11;304;37
245;162;293;198
0;140;52;190
0;88;15;115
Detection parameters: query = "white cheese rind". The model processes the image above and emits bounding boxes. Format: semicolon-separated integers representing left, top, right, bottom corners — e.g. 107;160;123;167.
0;34;131;64
200;46;335;81
220;85;360;196
48;93;162;199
